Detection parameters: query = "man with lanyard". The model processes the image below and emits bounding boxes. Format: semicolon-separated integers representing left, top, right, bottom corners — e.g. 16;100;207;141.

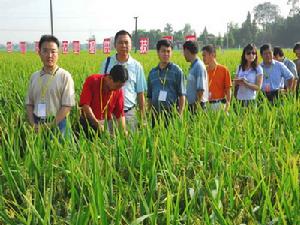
260;44;294;105
147;39;186;127
201;45;232;112
273;46;298;91
25;35;75;136
183;41;208;114
99;30;147;129
79;65;128;137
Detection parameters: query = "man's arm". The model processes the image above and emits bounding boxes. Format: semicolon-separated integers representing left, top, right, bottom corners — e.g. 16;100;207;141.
196;90;204;103
287;78;293;90
81;105;103;131
178;95;185;115
137;92;145;116
117;116;127;134
55;106;72;125
224;88;231;112
26;105;35;126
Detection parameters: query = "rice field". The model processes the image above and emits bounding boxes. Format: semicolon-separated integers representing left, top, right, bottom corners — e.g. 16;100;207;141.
0;50;299;224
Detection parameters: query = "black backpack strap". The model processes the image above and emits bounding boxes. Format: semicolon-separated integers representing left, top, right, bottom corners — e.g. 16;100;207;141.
104;56;111;74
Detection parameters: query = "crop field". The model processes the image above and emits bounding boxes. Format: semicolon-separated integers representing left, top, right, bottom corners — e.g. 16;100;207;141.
0;50;299;224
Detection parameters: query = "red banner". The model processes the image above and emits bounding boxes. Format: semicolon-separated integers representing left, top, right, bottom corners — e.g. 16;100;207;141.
162;36;173;42
62;41;68;54
73;41;80;54
20;41;26;54
88;40;96;54
7;42;13;53
103;38;111;54
185;35;197;42
139;38;149;54
35;41;39;53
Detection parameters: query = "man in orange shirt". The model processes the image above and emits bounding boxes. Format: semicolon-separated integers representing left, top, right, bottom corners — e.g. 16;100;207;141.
202;45;232;111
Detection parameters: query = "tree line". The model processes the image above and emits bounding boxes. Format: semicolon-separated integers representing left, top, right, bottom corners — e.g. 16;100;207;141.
132;1;300;49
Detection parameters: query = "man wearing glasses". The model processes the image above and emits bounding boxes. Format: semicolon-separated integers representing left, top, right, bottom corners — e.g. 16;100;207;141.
25;35;75;135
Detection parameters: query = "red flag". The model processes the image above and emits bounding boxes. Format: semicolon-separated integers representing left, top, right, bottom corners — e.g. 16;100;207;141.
62;41;68;54
139;38;149;54
103;38;111;54
185;35;197;42
73;41;80;54
162;36;173;42
88;40;96;54
20;41;26;54
7;42;13;53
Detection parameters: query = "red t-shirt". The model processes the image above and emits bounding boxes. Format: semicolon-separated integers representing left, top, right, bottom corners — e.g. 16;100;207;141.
79;74;124;120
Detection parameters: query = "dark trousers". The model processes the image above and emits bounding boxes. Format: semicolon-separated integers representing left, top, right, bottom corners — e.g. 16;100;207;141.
188;102;206;114
263;90;279;105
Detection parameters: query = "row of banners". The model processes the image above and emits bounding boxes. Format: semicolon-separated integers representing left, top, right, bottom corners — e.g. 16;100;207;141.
6;35;197;54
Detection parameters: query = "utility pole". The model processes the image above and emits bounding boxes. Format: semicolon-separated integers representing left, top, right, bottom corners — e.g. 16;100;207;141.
226;23;229;49
50;0;54;35
134;16;138;53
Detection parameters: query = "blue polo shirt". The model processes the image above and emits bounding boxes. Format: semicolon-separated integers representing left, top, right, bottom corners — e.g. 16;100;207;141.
261;60;293;92
186;58;208;104
147;62;186;111
100;54;147;110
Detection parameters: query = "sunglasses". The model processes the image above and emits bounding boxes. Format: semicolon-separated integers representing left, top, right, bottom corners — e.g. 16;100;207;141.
246;51;256;55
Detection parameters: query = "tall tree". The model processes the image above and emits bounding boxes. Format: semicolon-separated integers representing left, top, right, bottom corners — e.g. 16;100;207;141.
163;23;173;35
253;2;280;30
287;0;300;16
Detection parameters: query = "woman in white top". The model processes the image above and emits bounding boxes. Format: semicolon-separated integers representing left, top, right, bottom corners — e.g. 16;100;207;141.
234;43;263;107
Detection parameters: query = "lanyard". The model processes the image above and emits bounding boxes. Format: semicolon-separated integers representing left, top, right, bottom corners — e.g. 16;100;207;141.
263;64;273;79
37;67;59;101
99;78;113;117
157;67;169;87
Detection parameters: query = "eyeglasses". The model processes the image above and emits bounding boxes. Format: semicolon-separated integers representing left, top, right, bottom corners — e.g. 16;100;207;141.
246;51;256;55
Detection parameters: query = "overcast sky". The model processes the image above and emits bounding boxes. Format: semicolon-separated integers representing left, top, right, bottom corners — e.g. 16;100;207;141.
0;0;291;44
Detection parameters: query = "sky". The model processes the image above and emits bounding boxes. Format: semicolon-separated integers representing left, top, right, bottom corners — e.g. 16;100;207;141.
0;0;291;44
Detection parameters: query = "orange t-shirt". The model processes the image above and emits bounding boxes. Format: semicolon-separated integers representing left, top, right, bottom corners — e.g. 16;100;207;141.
207;64;232;100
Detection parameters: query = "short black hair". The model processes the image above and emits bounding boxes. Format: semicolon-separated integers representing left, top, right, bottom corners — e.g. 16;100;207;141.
293;42;300;52
183;41;198;54
109;65;128;83
202;44;216;54
39;35;60;50
260;43;272;55
273;46;284;57
156;39;173;51
114;30;132;45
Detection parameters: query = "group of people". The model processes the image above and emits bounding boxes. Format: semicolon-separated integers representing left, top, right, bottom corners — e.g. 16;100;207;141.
25;30;300;137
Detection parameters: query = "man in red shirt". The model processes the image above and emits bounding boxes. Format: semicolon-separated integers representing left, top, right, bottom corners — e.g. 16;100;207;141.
79;65;128;136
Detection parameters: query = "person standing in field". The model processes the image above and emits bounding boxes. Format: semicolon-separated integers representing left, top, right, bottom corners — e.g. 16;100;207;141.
233;43;263;107
25;35;75;136
273;46;298;91
99;30;147;129
293;42;300;96
79;65;128;137
183;41;208;113
147;39;186;127
201;44;232;111
260;43;294;105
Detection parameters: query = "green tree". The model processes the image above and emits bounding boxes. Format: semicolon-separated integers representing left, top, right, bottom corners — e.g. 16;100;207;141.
253;2;281;30
163;23;173;35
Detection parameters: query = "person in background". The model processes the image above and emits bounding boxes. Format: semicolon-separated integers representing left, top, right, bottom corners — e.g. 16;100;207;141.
273;46;298;91
183;41;208;113
293;42;300;96
233;43;263;107
25;34;75;136
260;43;294;105
147;39;186;127
201;44;232;111
99;30;147;129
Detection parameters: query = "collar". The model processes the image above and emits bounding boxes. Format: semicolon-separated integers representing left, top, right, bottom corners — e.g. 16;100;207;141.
40;66;59;76
115;54;133;64
261;60;275;67
157;62;172;71
190;58;199;69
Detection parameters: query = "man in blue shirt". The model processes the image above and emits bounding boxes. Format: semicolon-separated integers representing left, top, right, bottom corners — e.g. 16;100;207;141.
183;41;208;114
147;39;186;126
273;46;298;91
260;44;294;104
100;30;147;129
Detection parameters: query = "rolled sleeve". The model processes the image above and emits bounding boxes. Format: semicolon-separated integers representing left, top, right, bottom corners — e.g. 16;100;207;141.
113;90;125;119
281;64;294;81
61;72;75;107
79;77;93;107
135;64;147;93
178;70;186;96
25;76;34;105
224;68;232;89
196;66;205;91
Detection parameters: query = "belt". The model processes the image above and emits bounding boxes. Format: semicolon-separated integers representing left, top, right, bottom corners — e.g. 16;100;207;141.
209;99;226;104
124;106;135;113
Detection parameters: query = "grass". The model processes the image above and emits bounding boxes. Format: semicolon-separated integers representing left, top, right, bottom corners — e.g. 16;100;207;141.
0;50;299;224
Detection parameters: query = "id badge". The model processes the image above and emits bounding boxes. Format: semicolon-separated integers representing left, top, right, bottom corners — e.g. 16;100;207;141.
37;103;46;118
158;90;167;102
